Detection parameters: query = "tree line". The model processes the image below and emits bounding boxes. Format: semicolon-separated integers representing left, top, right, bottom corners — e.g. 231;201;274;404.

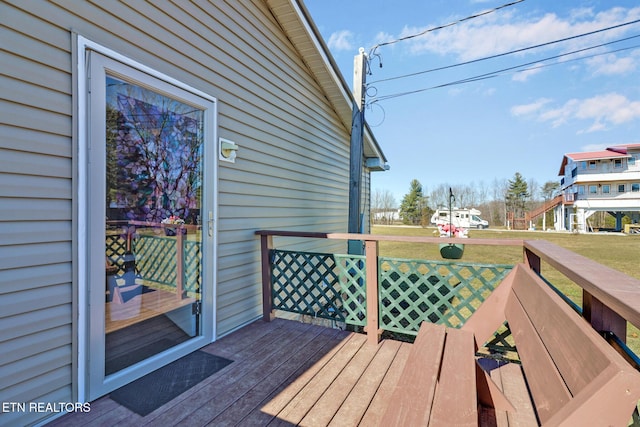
372;173;561;227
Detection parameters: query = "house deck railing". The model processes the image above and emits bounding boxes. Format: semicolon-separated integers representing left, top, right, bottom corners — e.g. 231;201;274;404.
256;230;640;359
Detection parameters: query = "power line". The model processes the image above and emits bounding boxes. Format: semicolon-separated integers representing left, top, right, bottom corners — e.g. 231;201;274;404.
370;39;640;103
369;18;640;85
370;0;525;53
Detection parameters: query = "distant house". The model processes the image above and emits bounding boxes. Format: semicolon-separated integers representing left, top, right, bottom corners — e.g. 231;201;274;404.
0;1;387;425
557;143;640;231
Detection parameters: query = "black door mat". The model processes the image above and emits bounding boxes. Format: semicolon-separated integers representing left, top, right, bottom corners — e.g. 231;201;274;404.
110;350;233;416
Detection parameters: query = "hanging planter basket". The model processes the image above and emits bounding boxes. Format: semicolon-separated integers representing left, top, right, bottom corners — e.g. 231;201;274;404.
439;243;465;259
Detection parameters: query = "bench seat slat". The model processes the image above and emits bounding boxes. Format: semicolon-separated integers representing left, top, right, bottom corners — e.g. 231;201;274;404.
380;322;446;426
505;290;571;424
489;362;538;427
430;328;477;426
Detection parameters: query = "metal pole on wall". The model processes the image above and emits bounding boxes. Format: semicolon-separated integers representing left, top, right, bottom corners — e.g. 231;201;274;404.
348;48;367;255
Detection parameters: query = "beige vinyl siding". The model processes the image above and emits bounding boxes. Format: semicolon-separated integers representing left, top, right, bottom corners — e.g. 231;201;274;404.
1;0;366;422
1;3;74;424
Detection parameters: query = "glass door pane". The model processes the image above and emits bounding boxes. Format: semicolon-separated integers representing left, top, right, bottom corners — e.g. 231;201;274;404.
103;75;204;375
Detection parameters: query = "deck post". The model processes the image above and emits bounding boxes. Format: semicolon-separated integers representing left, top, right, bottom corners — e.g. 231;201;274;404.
365;239;380;345
176;230;185;299
583;291;627;343
524;247;541;274
261;234;275;322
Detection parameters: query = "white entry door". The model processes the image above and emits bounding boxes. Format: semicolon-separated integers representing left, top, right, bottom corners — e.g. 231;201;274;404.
86;51;216;400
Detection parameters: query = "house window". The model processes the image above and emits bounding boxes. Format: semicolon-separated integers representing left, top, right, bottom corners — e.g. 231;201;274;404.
580;162;586;170
633;183;640;192
630;155;637;166
589;185;598;194
577;185;585;195
571;168;577;178
602;184;610;194
614;159;623;168
588;161;597;170
618;184;626;193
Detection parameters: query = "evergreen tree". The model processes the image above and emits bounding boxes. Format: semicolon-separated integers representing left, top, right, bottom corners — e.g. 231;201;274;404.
399;179;426;225
506;172;530;218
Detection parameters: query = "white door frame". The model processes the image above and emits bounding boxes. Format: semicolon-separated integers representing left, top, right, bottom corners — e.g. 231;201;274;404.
76;36;218;401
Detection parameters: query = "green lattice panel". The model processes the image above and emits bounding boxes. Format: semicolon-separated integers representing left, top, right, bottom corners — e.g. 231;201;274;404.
270;250;366;324
183;241;202;293
105;234;128;276
134;236;177;286
379;257;513;335
133;236;201;293
335;255;366;326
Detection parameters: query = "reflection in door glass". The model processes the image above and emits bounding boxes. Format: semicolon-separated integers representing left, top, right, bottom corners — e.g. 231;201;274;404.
103;76;204;375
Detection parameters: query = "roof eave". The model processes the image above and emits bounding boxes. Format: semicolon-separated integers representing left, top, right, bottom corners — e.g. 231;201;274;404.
265;0;388;165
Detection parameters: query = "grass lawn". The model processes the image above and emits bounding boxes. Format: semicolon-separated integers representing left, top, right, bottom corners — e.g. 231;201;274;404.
372;225;640;354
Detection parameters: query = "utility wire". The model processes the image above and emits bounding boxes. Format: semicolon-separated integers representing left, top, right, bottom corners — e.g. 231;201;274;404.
369;18;640;85
370;39;640;103
370;0;525;52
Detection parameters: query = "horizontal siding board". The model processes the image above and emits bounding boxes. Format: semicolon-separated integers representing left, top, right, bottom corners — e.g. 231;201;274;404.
0;74;71;116
217;280;262;309
0;174;71;199
0;345;70;393
219;180;348;203
0;220;71;246
0;284;71;319
0;18;71;73
219;192;347;211
220;157;348;191
220;106;349;165
0;101;71;137
0;125;71;158
219;216;347;233
0;324;71;367
0;150;71;179
217;205;346;220
0;305;70;343
0;198;71;221
0;49;71;94
0;242;71;270
0;264;71;294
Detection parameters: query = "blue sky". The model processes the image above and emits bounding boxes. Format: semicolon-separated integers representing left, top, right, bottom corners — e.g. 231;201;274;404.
304;0;640;203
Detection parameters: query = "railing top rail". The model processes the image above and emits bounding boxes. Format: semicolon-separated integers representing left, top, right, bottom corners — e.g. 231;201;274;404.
524;239;640;328
255;230;524;246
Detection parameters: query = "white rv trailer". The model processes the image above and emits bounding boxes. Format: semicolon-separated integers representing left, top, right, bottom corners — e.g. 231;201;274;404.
431;208;489;229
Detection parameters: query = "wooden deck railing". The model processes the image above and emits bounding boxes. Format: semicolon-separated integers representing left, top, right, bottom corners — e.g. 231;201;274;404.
256;230;640;357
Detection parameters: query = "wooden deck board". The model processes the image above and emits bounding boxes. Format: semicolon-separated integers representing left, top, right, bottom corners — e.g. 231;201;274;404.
300;334;382;426
50;319;426;427
358;342;412;427
329;339;403;426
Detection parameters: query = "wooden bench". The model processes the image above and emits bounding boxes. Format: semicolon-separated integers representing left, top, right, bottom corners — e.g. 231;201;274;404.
462;264;640;426
381;263;640;426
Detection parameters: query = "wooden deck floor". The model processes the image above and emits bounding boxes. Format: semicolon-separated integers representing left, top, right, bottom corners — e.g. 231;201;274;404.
49;318;413;426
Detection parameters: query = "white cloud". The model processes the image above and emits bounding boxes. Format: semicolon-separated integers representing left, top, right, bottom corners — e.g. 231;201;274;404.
586;50;640;76
511;98;552;116
518;93;640;132
398;6;640;62
327;30;354;51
